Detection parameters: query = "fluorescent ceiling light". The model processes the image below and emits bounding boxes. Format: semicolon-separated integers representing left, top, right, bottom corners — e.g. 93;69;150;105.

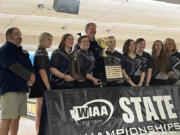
155;0;180;4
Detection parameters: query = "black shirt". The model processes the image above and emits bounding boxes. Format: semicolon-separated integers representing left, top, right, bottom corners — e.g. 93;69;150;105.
33;48;50;90
50;49;71;86
88;40;105;80
137;51;153;71
77;49;95;74
0;41;33;96
105;50;123;66
169;51;180;79
122;55;145;77
106;50;123;59
88;40;103;61
50;49;93;87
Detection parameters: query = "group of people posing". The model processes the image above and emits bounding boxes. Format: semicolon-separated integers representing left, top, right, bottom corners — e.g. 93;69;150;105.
31;23;180;91
0;22;180;135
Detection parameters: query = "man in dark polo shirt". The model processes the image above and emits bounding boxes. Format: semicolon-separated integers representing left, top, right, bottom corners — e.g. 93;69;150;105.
85;22;105;81
0;27;35;135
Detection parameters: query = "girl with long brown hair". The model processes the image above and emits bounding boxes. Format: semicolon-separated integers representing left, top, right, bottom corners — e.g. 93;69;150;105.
50;33;74;89
151;40;171;85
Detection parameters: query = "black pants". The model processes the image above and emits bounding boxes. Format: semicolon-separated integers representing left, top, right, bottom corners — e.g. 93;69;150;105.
124;76;140;86
74;79;94;88
168;78;178;85
150;79;169;86
51;80;94;90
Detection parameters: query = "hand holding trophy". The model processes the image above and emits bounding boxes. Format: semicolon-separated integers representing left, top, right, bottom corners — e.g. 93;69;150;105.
97;37;123;82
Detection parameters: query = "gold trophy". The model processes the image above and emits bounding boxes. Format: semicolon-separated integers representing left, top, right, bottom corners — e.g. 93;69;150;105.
96;37;108;57
97;37;123;82
71;52;84;80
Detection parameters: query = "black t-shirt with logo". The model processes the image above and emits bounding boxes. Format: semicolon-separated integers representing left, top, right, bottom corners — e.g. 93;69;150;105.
122;55;145;77
137;51;153;71
105;50;123;66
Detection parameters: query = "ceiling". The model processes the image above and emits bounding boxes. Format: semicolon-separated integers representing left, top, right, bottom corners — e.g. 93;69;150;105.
0;0;180;50
156;0;180;4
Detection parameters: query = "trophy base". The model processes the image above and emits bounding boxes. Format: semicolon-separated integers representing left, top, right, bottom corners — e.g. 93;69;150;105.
71;73;84;80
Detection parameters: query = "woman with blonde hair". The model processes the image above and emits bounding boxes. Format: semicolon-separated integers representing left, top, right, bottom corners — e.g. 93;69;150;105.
105;36;124;86
29;32;53;135
165;38;180;85
150;40;171;85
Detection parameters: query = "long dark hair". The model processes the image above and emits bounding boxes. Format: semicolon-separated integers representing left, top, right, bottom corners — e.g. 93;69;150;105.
58;33;73;51
123;39;135;56
152;40;169;72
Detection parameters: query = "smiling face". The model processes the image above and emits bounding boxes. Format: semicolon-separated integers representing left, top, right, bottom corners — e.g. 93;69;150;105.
39;32;53;49
85;23;96;40
43;36;53;48
65;35;74;48
79;37;90;51
154;41;163;52
128;41;136;52
108;37;116;50
165;39;175;53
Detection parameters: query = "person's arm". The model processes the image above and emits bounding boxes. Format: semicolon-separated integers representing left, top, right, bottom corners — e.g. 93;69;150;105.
138;72;145;86
122;69;136;86
27;74;35;86
50;51;74;82
86;73;99;85
145;68;152;86
39;69;51;90
138;57;146;86
8;63;32;81
50;67;74;82
1;48;32;81
168;71;174;77
50;67;65;78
